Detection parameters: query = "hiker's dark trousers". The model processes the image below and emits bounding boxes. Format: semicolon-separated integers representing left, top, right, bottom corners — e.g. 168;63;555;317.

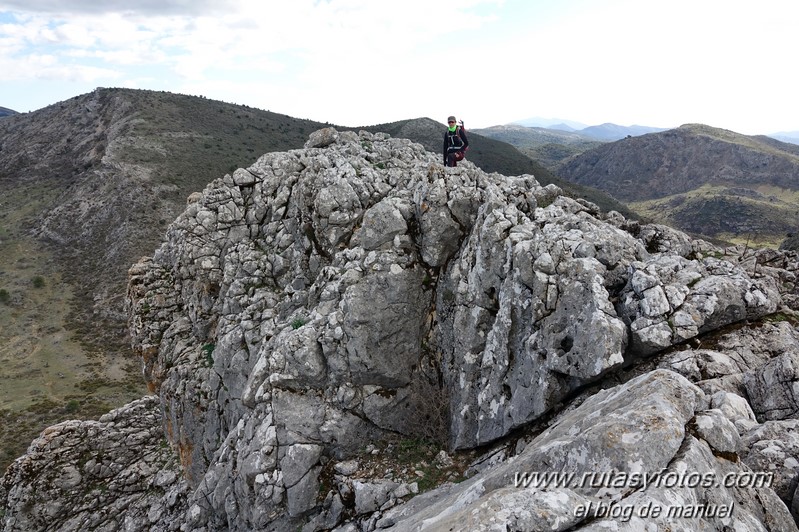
446;150;465;167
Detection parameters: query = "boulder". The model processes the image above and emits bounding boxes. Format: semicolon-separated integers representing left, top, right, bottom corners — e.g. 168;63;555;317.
745;350;799;421
382;370;797;532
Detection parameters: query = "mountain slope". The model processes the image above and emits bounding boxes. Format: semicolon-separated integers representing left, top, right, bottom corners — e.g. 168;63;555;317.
511;116;589;129
0;106;17;117
0;88;331;469
557;124;799;246
472;124;605;169
1;88;331;347
579;122;668;140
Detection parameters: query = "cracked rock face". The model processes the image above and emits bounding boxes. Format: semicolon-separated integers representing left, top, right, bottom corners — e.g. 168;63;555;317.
0;397;188;532
4;128;799;531
382;370;797;532
745;349;799;422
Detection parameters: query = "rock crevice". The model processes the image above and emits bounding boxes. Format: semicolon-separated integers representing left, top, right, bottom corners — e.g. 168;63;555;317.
3;128;799;531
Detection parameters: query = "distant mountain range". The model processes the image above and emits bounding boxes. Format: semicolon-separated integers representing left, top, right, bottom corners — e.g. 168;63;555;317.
0;106;18;117
512;117;589;130
511;117;667;141
474;121;674;168
579;123;669;140
511;116;799;145
771;131;799;144
472;124;605;170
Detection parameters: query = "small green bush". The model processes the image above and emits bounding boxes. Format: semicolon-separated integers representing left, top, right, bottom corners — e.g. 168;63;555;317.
65;400;80;413
202;344;215;366
0;289;9;304
31;276;45;288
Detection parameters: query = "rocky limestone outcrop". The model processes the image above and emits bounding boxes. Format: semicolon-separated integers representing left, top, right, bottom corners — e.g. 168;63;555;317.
380;370;796;531
1;397;188;531
3;128;799;531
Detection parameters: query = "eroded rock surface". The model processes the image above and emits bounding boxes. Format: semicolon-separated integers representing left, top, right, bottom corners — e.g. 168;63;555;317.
382;370;796;532
1;397;188;531
3;128;799;531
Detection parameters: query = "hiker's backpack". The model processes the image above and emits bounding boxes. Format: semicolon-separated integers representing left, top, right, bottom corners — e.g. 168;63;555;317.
449;121;468;152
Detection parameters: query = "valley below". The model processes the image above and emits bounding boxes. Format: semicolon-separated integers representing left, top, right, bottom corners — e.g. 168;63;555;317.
0;182;144;469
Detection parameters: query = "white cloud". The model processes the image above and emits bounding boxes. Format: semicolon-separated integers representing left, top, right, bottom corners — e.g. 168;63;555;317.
52;21;95;48
0;0;235;16
6;52;120;82
0;0;797;133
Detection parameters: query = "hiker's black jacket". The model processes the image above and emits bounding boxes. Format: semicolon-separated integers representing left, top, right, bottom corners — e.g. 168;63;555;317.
443;127;469;164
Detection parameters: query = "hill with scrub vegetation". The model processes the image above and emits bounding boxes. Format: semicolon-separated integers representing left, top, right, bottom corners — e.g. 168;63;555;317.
556;124;799;248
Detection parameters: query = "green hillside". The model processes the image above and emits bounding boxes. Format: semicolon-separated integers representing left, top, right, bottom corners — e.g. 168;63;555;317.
557;124;799;247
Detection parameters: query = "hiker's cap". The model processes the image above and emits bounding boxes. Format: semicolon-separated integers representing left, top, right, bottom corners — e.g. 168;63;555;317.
447;116;456;123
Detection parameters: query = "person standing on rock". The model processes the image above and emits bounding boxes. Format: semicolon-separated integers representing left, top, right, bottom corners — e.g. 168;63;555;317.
443;115;469;167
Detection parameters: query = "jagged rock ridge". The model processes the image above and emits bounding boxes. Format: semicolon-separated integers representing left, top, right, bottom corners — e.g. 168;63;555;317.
3;128;799;531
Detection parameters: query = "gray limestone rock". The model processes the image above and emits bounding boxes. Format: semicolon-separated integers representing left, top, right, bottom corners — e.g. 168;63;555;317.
742;419;799;515
1;397;187;532
618;254;779;357
438;198;644;449
5;128;797;532
353;479;400;514
383;370;797;532
656;320;799;400
352;197;409;251
692;409;742;455
304;127;340;148
711;390;760;434
342;267;430;387
745;349;799;422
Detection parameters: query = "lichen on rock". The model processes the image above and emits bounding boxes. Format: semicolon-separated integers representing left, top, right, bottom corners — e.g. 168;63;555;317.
4;128;799;531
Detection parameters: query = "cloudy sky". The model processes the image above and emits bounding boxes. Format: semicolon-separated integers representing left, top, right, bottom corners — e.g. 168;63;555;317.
1;0;797;134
